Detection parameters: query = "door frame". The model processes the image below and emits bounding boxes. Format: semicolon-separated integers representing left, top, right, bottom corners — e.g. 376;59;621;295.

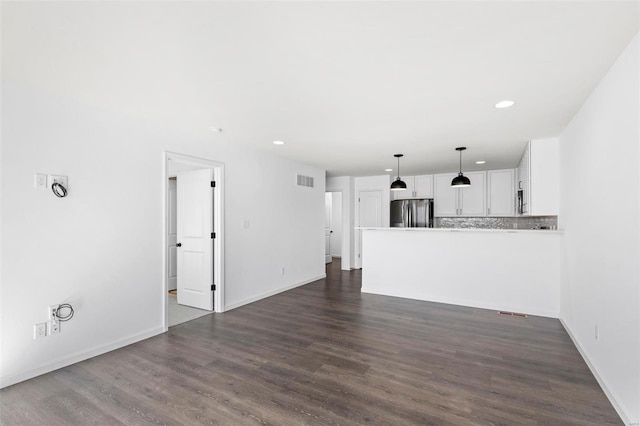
167;178;177;292
355;188;383;269
324;193;332;264
163;151;225;331
325;191;345;260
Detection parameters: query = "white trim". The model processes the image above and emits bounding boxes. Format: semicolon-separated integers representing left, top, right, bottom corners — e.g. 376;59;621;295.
163;152;226;330
559;319;633;425
355;187;384;269
325;190;345;262
224;274;326;311
0;327;164;389
362;289;558;319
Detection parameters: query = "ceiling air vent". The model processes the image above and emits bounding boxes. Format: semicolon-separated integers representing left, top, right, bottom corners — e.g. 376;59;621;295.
296;174;314;188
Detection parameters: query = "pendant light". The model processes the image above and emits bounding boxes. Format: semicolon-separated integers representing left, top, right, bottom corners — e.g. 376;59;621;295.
390;154;407;191
451;147;471;187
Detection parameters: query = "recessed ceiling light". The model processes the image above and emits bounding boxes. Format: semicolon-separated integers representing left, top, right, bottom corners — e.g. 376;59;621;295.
273;140;285;145
384;168;393;172
475;160;486;164
209;127;222;133
495;100;515;109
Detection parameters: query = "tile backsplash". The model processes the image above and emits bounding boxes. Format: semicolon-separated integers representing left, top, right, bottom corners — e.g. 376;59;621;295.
434;216;558;230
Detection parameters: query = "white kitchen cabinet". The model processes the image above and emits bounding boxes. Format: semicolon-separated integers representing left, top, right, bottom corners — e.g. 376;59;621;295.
391;175;434;200
434;173;458;216
487;169;515;216
460;171;486;216
414;175;434;198
434;171;486;217
530;138;559;216
517;139;559;216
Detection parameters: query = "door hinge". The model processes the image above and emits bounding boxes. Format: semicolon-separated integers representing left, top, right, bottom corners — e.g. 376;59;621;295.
211;181;216;188
211;284;216;291
358;198;360;202
211;232;216;239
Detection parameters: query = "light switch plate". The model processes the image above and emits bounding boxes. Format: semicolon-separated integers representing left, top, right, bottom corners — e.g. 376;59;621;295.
34;173;47;189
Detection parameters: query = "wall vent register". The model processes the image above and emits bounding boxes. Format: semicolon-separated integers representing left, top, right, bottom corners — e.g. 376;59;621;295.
296;174;314;188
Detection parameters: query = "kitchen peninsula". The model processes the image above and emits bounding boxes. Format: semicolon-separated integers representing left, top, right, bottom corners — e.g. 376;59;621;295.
359;227;562;318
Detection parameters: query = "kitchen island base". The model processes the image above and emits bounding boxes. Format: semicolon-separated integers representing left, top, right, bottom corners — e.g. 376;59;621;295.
361;228;561;318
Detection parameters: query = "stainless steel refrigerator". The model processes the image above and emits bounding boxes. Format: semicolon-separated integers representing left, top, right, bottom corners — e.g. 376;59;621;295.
390;199;434;228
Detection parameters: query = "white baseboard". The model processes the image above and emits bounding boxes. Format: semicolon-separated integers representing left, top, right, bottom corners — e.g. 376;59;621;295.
559;319;634;425
0;326;165;389
224;274;326;311
2;274;328;388
361;287;559;319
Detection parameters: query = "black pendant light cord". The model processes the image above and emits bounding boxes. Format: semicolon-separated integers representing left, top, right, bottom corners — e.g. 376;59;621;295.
52;182;68;198
390;154;407;190
52;303;75;322
451;147;471;187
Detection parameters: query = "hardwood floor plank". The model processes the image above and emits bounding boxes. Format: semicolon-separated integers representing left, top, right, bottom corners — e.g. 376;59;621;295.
0;260;622;425
40;389;125;425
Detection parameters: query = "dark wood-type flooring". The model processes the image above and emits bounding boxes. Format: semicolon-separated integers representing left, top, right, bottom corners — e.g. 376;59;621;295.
1;260;621;425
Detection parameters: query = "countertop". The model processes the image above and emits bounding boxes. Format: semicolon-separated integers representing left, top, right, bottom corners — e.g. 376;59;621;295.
356;227;563;234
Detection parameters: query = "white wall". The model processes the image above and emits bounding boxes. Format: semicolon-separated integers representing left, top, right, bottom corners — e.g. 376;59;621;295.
354;175;391;268
0;81;325;388
326;176;354;270
329;192;343;257
559;33;639;424
361;229;561;318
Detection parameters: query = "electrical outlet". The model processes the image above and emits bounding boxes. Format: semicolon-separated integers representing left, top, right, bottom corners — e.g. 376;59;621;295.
281;267;285;275
34;323;47;339
48;320;60;335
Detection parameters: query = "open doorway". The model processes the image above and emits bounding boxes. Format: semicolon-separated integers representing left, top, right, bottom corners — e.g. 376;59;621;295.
325;191;344;268
164;152;224;329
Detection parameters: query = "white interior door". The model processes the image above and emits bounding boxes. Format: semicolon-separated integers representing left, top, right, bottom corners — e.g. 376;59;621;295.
329;192;343;257
325;230;332;264
357;190;382;268
325;193;333;263
177;169;214;310
167;179;178;291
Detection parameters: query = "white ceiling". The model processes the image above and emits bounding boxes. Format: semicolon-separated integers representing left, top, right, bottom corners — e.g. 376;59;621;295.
3;1;638;177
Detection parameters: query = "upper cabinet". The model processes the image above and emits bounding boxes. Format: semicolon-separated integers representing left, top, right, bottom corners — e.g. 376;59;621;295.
459;171;486;216
517;138;559;216
434;173;458;216
434;171;486;217
414;175;434;198
487;169;515;217
391;175;434;200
